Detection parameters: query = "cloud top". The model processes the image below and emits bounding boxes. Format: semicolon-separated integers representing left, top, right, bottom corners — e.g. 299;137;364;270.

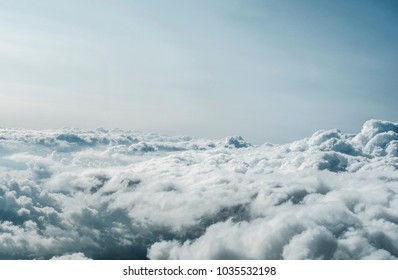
1;120;398;259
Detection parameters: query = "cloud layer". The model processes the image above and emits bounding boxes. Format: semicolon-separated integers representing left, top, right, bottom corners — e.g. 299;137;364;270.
1;120;398;259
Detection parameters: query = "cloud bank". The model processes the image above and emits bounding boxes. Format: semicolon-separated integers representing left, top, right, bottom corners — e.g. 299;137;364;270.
1;120;398;259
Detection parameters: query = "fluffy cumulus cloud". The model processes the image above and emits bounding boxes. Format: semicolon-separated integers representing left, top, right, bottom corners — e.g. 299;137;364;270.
50;252;91;260
1;120;398;259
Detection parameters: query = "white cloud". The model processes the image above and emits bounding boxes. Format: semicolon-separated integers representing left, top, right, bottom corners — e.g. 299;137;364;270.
50;252;92;260
0;120;398;259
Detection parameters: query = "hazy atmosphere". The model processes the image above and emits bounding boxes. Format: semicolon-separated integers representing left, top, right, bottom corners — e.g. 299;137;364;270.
1;0;397;143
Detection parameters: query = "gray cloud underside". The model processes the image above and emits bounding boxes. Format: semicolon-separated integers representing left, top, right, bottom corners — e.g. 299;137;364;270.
1;119;398;259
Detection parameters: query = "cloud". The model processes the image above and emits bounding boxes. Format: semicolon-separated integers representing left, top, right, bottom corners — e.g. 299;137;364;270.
0;120;398;259
50;252;92;260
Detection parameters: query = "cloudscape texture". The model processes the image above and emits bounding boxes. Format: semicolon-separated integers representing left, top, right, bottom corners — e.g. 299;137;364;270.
1;119;398;259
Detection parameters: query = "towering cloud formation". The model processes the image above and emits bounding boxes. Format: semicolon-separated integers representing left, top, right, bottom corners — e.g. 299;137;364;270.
0;120;398;259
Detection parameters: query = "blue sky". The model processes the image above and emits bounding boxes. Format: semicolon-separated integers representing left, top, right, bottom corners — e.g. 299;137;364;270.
0;0;397;144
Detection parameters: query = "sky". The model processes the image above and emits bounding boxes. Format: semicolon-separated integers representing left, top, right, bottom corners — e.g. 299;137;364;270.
0;0;397;144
